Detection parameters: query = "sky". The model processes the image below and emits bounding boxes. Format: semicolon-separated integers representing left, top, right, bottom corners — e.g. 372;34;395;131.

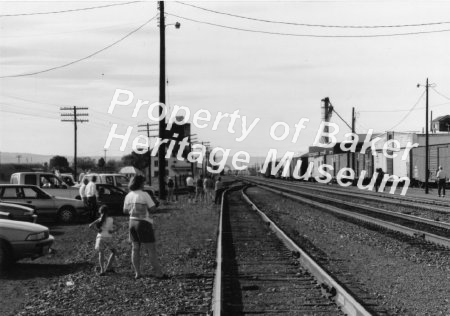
1;0;450;163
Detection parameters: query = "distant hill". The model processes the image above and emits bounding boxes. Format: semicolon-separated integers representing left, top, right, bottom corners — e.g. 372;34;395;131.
0;152;122;164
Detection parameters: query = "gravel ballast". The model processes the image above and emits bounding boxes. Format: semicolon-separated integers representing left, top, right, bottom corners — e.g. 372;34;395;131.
1;199;219;316
246;186;450;316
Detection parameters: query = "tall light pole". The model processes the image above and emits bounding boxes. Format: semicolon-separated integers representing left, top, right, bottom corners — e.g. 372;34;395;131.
158;2;180;200
418;79;432;194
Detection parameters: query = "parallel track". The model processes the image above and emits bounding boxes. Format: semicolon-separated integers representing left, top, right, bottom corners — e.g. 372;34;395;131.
240;177;450;249
249;176;450;213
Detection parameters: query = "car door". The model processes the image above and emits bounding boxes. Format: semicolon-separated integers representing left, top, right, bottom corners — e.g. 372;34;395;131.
19;187;56;217
98;185;125;214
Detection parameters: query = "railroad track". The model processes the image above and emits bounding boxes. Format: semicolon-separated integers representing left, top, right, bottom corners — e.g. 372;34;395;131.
211;186;372;315
243;176;450;214
239;176;450;249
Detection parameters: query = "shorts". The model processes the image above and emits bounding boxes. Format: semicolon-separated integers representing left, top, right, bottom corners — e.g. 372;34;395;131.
95;236;115;251
129;219;155;243
188;186;195;194
196;187;204;194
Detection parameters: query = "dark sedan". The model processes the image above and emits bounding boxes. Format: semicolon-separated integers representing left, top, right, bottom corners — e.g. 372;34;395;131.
0;202;37;222
96;184;160;214
97;184;127;215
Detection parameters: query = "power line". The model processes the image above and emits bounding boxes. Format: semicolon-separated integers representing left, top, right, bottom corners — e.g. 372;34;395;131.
165;12;450;38
176;1;450;29
386;90;425;131
0;1;142;18
431;87;450;101
0;15;157;79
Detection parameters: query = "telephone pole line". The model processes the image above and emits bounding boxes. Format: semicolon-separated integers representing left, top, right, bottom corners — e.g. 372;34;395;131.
352;107;356;172
418;78;432;194
158;1;167;200
61;106;88;181
138;123;158;185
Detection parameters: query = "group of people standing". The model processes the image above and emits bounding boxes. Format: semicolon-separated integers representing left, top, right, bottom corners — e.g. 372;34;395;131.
83;172;225;279
186;174;224;204
86;175;166;279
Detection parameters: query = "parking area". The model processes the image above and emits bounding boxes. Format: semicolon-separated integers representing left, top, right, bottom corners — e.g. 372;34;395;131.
1;199;219;315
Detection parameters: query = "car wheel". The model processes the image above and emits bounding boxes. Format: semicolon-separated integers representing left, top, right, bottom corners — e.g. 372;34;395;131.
58;206;76;223
0;240;12;271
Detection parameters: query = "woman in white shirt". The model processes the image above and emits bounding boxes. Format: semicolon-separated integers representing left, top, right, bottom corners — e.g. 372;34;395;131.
123;175;167;280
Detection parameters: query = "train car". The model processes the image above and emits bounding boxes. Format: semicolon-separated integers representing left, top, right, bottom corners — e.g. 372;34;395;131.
410;143;450;184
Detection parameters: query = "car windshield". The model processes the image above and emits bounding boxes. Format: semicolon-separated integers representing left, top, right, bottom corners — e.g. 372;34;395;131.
116;176;129;187
30;187;52;199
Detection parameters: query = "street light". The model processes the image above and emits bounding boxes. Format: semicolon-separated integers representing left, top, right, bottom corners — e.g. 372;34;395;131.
158;1;180;200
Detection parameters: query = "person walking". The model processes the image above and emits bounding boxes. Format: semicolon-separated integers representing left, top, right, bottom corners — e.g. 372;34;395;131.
123;175;167;280
89;205;117;276
437;166;447;197
86;176;98;220
214;177;224;204
167;177;175;202
79;178;89;207
204;175;214;203
186;174;195;203
195;174;204;203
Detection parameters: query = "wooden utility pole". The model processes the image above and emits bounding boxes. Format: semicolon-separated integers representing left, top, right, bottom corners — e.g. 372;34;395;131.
61;106;88;181
425;78;429;194
138;123;158;185
158;1;167;200
352;107;356;172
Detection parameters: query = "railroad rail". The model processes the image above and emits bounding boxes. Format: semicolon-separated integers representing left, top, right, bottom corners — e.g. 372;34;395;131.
210;185;373;315
245;176;450;214
239;177;450;249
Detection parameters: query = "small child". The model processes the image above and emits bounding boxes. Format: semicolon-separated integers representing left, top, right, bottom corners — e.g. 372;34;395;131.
89;205;117;276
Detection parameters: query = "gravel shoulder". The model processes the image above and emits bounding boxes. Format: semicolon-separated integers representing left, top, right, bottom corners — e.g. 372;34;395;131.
1;198;219;316
246;186;450;316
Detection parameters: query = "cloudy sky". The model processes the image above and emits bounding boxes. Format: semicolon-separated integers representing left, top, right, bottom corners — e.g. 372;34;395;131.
1;1;450;162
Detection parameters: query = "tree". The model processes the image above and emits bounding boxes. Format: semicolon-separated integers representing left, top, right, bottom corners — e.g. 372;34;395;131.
49;156;69;171
121;152;149;170
98;157;106;169
76;157;96;171
105;159;118;172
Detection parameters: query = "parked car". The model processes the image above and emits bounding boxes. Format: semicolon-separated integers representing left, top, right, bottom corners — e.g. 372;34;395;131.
89;184;159;215
96;184;127;215
60;173;76;186
0;219;54;270
79;173;130;190
0;185;87;223
0;202;37;223
10;172;79;199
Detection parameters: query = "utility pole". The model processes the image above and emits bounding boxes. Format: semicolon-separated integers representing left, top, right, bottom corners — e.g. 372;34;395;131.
138;123;158;185
61;106;88;182
158;1;167;200
425;79;429;194
418;79;431;194
352;107;356;172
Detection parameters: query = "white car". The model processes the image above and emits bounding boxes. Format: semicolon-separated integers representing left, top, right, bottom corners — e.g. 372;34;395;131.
0;219;54;270
0;185;87;223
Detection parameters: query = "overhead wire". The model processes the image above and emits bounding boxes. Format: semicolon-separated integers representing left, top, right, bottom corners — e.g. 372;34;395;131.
165;12;450;38
0;15;157;78
431;87;450;101
175;1;450;29
386;90;425;131
0;1;142;18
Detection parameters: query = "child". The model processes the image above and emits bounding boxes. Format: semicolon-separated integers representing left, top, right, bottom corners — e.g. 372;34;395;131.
89;205;117;276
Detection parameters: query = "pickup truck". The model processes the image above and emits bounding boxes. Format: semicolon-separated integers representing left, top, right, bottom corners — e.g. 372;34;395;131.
10;172;79;199
79;173;131;191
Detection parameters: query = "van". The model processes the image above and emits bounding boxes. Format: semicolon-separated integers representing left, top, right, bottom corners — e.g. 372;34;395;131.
10;172;79;199
80;173;130;191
